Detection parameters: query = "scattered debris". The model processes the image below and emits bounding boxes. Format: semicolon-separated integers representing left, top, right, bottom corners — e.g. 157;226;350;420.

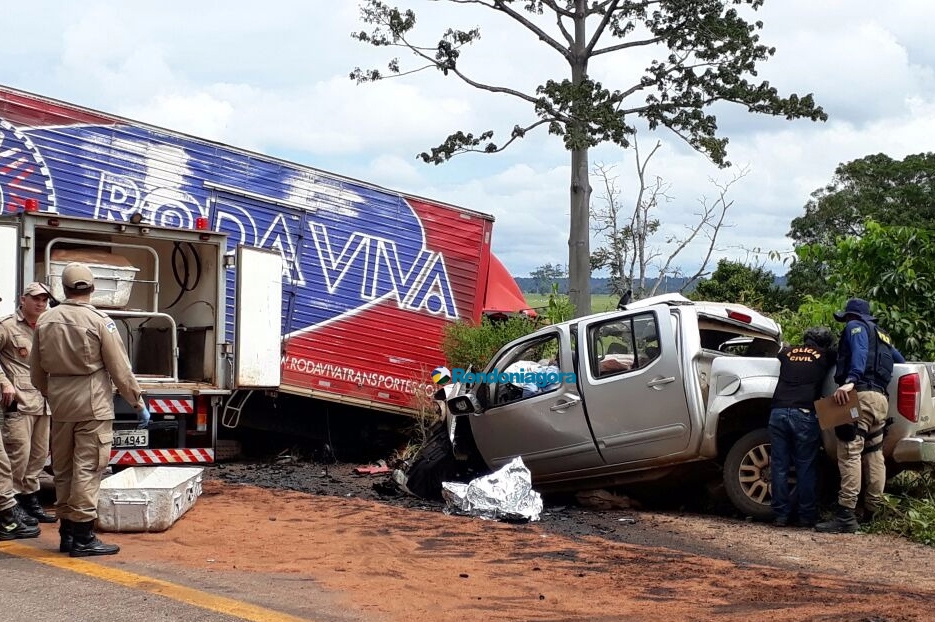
371;478;403;497
275;449;298;465
574;489;640;511
442;457;543;522
353;464;392;476
391;468;413;495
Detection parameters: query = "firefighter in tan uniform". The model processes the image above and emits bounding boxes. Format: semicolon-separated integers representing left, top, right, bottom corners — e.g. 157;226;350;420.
30;263;150;557
0;282;56;523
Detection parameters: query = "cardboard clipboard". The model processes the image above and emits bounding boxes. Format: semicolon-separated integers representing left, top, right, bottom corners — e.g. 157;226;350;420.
814;390;860;430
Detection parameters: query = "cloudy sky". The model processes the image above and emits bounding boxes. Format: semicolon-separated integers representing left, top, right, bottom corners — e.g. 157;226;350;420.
4;1;933;278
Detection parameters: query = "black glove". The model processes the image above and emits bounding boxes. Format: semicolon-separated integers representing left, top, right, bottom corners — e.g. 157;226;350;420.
835;423;858;442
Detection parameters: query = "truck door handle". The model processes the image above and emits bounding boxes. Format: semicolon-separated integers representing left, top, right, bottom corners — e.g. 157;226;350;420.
647;376;676;388
549;395;581;411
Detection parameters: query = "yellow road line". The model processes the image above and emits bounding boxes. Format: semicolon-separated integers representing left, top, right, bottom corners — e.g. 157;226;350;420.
0;541;313;622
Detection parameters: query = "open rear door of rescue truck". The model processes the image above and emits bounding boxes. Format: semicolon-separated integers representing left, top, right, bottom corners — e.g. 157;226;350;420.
233;245;283;389
0;220;20;317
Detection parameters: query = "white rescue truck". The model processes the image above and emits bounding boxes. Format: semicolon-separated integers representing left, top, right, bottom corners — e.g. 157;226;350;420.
0;210;282;466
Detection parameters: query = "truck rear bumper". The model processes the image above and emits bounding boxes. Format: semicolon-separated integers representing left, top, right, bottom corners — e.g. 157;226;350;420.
110;448;215;465
892;436;935;464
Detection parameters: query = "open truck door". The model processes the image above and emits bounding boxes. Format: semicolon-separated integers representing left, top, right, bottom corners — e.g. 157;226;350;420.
233;245;283;388
0;221;19;317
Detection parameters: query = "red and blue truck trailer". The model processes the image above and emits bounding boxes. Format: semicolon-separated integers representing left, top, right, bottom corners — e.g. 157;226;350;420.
0;84;529;465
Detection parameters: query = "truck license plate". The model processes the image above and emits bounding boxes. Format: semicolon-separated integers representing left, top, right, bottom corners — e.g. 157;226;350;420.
113;430;149;448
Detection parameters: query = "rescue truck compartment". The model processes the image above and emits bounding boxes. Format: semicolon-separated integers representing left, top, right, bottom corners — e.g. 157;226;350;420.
29;216;225;388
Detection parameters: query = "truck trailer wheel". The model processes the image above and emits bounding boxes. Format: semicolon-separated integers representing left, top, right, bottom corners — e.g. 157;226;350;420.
215;439;243;462
723;428;775;520
404;420;457;500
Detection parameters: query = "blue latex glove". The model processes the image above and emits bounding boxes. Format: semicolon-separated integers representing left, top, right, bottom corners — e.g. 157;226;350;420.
137;405;151;429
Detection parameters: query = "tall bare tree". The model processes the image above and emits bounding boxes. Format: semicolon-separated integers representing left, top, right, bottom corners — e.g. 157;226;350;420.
591;138;748;298
351;0;826;316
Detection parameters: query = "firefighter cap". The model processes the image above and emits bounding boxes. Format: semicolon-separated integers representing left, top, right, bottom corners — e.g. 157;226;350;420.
61;262;95;291
22;282;50;297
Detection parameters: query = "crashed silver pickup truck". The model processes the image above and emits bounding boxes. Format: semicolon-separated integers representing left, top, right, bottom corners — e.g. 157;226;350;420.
405;294;935;519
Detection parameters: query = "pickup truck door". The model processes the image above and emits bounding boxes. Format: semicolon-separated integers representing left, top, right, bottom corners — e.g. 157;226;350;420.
0;221;19;317
577;305;691;464
467;328;603;476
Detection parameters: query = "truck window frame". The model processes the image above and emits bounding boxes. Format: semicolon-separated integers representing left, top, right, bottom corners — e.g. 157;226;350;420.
487;332;564;407
588;312;661;379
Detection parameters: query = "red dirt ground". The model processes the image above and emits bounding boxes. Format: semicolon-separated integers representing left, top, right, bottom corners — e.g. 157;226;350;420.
32;477;935;622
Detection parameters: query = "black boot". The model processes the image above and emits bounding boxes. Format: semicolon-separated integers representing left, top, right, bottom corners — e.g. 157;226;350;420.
0;507;41;540
815;504;859;534
69;520;119;557
11;502;39;527
59;518;73;553
17;493;57;523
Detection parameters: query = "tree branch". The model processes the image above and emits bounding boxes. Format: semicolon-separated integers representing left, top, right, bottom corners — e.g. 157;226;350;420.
585;0;621;56
679;167;749;291
449;66;544;107
654;209;710;293
354;63;437;83
487;0;571;59
540;0;575;19
593;35;663;57
386;22;547;108
429;118;555;161
442;0;574;53
553;10;575;46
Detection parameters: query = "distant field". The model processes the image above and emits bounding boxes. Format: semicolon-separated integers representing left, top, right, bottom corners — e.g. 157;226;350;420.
523;293;620;313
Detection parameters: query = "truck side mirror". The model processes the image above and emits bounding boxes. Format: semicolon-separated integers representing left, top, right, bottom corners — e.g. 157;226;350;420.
448;394;481;416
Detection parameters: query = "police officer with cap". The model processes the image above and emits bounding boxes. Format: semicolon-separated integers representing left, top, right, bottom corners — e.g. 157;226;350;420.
0;282;57;524
816;298;905;533
30;262;151;556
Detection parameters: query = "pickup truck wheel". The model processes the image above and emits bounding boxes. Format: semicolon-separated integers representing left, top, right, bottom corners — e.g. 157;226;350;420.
723;429;775;520
404;420;457;500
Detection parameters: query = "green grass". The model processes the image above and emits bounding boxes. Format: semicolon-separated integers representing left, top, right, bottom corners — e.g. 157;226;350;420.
863;468;935;546
523;293;620;313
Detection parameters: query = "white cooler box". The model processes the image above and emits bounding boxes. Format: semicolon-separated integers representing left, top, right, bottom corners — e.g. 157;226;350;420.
97;466;204;532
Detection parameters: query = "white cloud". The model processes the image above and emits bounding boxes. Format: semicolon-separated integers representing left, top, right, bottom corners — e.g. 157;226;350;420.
4;0;935;282
121;92;235;142
364;154;425;187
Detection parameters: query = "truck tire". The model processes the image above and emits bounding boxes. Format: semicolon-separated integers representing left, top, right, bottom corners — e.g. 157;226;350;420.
404;420;457;500
215;439;242;462
723;428;775;520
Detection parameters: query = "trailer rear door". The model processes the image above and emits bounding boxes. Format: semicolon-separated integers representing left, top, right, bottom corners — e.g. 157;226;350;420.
234;245;283;388
0;221;20;317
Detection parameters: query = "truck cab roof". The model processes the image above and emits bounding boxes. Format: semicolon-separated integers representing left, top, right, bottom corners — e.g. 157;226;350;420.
556;293;782;342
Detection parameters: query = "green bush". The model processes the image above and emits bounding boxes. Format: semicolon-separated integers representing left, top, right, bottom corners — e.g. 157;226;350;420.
441;315;537;371
545;283;576;323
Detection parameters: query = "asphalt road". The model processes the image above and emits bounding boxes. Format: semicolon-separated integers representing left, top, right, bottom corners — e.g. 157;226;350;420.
0;539;369;622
